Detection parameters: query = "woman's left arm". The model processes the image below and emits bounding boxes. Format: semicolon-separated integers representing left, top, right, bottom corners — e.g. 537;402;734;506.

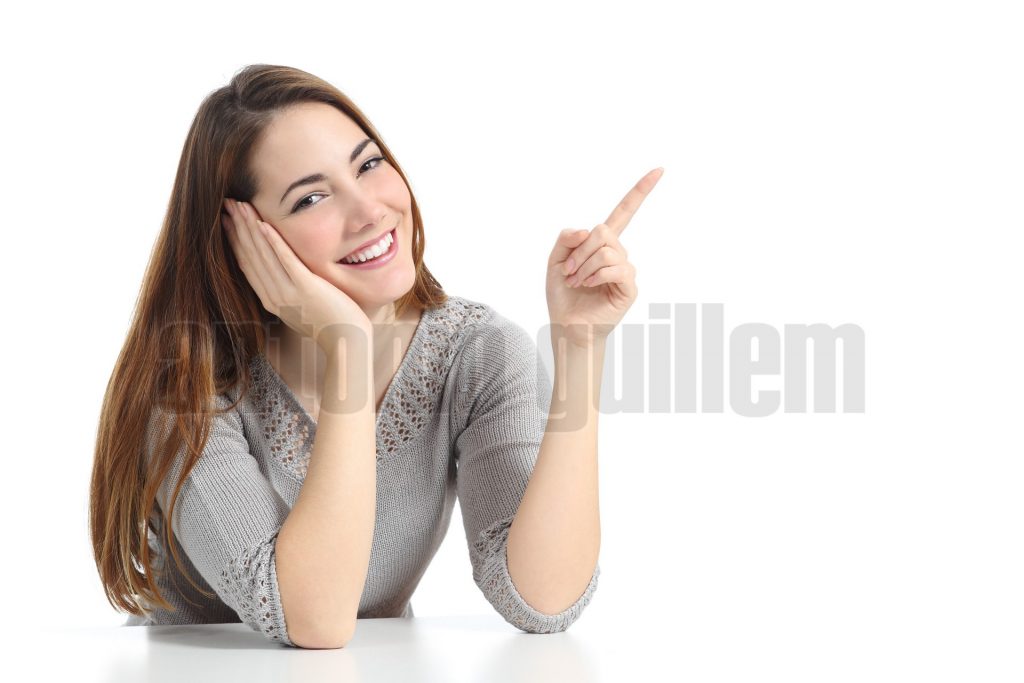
506;338;605;614
507;167;664;614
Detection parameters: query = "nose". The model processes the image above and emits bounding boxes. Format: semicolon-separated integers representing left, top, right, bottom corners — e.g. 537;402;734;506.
345;189;389;236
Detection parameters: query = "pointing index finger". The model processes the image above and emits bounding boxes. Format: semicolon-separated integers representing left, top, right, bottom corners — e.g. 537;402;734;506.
604;167;664;235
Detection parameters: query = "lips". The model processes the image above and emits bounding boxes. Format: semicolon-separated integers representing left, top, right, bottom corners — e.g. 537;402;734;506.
341;228;395;261
337;229;398;265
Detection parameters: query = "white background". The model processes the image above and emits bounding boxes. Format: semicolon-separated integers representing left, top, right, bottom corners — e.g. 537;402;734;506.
2;0;1021;679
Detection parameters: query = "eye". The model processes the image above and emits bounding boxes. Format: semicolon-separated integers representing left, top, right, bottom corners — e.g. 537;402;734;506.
291;155;387;214
359;155;385;176
293;193;325;212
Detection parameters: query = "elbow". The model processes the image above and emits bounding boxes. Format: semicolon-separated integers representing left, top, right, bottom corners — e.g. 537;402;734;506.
292;634;352;650
287;621;356;650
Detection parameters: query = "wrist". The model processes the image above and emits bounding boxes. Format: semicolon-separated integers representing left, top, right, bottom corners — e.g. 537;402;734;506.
318;324;374;359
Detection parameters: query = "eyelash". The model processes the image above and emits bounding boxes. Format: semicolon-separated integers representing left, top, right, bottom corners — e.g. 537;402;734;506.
291;155;386;213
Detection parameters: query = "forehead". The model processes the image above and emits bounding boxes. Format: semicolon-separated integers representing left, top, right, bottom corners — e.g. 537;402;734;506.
252;102;365;187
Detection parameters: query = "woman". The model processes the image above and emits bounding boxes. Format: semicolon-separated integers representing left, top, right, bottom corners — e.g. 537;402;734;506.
89;63;662;649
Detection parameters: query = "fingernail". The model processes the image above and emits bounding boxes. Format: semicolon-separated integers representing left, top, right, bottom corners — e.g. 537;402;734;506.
565;257;575;274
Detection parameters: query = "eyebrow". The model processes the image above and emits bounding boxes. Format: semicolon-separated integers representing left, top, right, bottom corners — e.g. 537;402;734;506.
278;137;377;206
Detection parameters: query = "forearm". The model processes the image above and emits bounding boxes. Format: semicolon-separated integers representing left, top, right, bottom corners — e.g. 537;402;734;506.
276;334;376;648
506;338;604;615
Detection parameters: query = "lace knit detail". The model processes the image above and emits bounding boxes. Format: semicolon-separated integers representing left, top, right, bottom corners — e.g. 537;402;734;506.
251;296;494;468
247;361;314;481
376;298;491;459
215;529;291;645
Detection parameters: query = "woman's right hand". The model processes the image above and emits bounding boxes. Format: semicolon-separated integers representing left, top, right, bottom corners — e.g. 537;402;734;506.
221;198;373;353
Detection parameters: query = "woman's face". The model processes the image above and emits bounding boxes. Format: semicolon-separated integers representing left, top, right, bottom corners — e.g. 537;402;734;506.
245;102;415;318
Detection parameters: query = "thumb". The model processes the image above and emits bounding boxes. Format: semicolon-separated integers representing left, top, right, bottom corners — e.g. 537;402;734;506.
548;228;589;269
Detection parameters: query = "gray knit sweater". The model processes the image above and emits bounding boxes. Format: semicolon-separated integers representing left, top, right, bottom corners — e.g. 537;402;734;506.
123;295;600;646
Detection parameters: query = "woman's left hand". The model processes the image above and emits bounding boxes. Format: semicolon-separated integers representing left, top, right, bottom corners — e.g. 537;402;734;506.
546;167;664;349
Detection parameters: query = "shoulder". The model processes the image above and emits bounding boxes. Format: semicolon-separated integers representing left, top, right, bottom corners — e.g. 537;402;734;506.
437;295;537;364
416;294;509;365
424;294;497;341
440;297;547;404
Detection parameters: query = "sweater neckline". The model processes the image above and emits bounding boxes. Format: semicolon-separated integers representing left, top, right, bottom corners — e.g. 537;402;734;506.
255;302;437;429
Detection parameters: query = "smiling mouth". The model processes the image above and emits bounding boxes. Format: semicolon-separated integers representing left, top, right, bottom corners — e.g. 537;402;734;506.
337;228;398;264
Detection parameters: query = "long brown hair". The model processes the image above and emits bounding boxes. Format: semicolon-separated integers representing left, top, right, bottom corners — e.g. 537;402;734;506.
89;64;448;617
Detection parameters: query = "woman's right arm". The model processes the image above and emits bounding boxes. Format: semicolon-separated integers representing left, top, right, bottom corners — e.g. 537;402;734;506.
146;356;374;649
216;198;380;648
275;335;377;649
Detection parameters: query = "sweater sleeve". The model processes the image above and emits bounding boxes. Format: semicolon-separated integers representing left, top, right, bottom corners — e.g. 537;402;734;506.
453;316;600;633
145;394;296;647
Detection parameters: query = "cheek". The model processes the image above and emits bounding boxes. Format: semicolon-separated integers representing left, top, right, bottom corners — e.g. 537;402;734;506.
285;225;335;266
382;167;412;206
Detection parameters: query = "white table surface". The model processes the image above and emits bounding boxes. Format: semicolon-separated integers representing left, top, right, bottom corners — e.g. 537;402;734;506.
29;615;661;683
23;611;997;681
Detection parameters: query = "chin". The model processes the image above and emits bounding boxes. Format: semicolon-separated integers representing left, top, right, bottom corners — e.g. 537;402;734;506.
331;260;416;302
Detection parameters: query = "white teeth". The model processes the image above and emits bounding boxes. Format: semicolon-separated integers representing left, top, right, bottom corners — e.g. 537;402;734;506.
342;232;393;263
